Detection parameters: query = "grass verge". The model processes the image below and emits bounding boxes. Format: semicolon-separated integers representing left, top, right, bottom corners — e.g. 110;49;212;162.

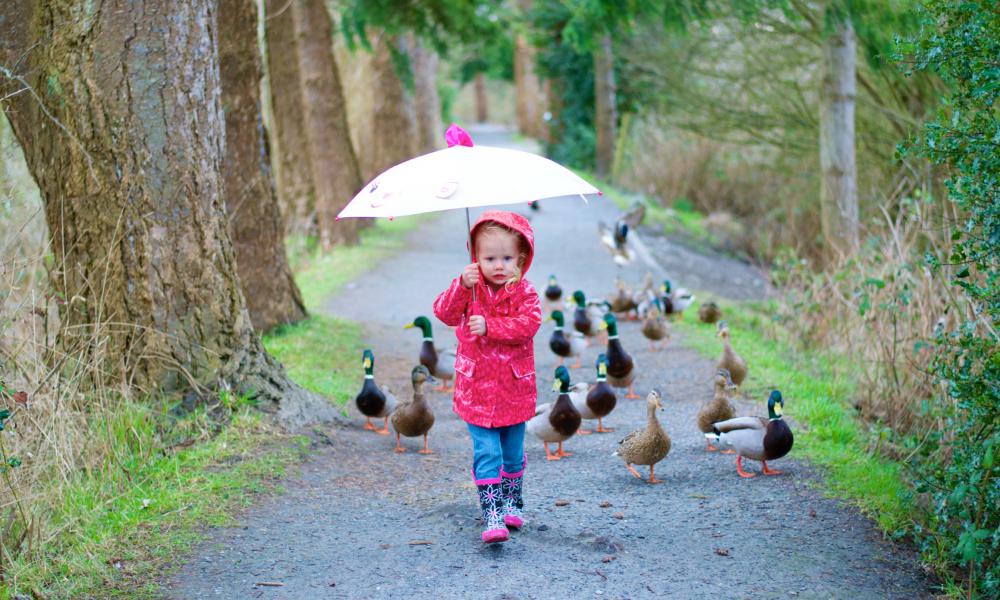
673;297;912;534
3;216;432;598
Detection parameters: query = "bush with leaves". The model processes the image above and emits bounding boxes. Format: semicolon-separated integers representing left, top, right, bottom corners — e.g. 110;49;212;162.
900;1;1000;596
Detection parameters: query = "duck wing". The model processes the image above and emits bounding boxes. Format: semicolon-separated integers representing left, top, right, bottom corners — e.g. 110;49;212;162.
380;385;397;417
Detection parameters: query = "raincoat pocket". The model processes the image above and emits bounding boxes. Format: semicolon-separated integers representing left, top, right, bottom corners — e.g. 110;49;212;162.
454;354;476;378
510;358;535;379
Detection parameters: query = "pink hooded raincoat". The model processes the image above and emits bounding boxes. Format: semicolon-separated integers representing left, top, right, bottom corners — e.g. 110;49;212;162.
433;211;542;428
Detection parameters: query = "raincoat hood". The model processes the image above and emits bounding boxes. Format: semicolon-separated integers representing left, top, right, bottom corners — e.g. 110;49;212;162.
469;210;535;277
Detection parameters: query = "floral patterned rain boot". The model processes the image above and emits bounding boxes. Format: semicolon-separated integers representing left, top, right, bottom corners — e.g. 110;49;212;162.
475;477;510;544
500;463;525;529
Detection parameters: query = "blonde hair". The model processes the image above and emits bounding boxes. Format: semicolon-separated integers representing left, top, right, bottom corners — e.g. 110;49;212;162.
474;221;530;289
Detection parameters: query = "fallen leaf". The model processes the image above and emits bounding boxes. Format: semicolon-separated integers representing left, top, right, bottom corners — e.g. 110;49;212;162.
408;540;434;546
595;568;608;580
599;501;612;508
13;391;27;406
601;555;616;563
254;582;283;587
613;512;625;520
554;499;570;507
714;548;730;556
809;508;817;518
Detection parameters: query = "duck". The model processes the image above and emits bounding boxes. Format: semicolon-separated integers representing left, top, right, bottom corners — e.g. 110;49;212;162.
404;316;456;392
659;280;695;318
570;290;604;342
548;310;586;369
715;321;748;389
390;365;436;454
544;274;563;311
613;390;671;483
570;354;617;434
354;349;397;434
598;220;636;266
602;312;639;398
698;300;722;324
609;277;639;319
697;369;737;451
641;297;670;351
527;366;582;460
708;390;793;478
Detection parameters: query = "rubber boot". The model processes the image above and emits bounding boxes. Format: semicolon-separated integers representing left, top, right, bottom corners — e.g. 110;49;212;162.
475;478;510;544
500;462;525;529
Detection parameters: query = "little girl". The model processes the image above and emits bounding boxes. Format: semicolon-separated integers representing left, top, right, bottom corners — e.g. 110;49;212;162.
433;210;542;544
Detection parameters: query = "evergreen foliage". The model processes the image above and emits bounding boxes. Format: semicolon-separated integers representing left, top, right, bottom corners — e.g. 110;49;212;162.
902;1;999;595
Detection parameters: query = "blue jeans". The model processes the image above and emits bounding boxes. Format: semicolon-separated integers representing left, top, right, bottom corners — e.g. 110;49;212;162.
467;422;526;482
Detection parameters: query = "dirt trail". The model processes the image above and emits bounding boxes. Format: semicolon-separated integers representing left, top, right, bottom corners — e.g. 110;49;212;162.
165;125;931;599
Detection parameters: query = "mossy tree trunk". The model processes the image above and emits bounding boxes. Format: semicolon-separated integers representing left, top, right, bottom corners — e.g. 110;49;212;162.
219;0;306;332
0;0;338;425
264;0;316;237
370;34;416;176
411;37;442;154
291;0;363;249
819;8;859;260
474;72;489;123
593;33;617;177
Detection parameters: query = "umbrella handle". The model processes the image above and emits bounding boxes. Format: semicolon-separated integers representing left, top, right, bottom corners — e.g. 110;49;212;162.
466;207;476;304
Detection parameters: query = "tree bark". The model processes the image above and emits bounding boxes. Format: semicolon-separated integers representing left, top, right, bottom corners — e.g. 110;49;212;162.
515;34;546;140
0;0;339;426
474;72;489;123
370;34;416;176
819;9;859;259
264;0;314;237
219;0;306;332
593;33;617;177
292;0;363;249
411;36;442;154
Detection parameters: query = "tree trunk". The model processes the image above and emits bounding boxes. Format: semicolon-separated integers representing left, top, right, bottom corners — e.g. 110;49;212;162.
474;72;489;123
264;0;316;237
370;34;416;176
219;0;307;333
819;9;859;259
0;0;339;426
411;36;443;154
292;0;363;249
593;33;617;178
514;34;547;139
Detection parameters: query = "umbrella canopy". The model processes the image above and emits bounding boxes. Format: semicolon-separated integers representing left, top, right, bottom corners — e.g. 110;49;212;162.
336;125;601;220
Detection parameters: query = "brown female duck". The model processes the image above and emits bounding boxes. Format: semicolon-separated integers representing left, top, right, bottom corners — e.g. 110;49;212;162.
697;369;737;451
390;365;436;454
614;390;671;483
716;321;748;389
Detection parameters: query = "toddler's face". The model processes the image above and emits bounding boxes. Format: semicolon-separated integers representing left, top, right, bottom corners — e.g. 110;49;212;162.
476;230;521;286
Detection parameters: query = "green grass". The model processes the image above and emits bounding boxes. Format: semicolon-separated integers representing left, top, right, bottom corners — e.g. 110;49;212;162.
263;315;363;411
2;214;428;598
674;298;912;533
3;405;310;599
573;170;714;244
291;214;434;310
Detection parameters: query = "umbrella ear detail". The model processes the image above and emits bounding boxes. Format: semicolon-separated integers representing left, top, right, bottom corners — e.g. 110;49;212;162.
445;123;474;148
368;180;379;193
436;181;459;199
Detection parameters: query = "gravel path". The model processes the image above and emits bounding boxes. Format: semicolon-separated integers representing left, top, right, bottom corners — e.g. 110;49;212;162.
165;126;932;599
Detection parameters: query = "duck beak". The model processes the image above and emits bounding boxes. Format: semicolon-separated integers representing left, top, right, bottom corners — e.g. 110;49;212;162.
551;380;561;392
403;323;415;329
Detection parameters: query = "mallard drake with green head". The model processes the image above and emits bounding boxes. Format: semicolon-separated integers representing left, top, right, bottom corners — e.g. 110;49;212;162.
697;369;737;451
614;390;671;483
404;316;456;392
660;279;695;318
570;290;603;340
390;365;436;454
544;275;563;311
571;354;617;434
715;321;747;388
354;349;397;434
708;390;793;478
602;313;639;399
527;366;582;460
548;310;586;369
641;297;670;351
698;301;722;324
